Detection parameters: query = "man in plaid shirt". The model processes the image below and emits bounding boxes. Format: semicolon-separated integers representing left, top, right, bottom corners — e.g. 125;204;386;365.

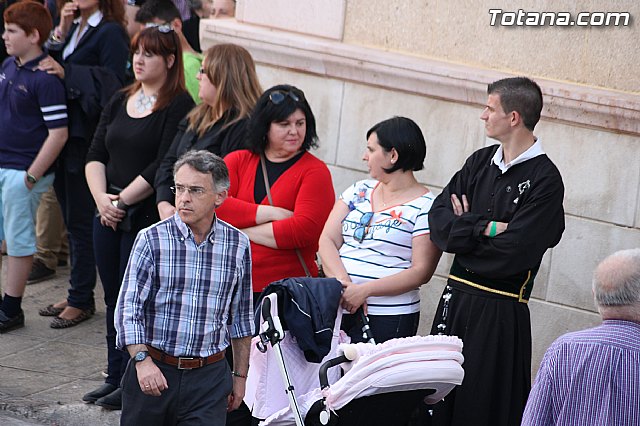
115;150;253;425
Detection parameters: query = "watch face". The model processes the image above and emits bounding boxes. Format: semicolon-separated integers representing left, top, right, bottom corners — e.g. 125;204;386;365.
134;351;148;362
27;175;37;184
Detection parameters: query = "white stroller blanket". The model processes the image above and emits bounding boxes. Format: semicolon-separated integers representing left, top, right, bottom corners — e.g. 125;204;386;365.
261;335;464;426
244;307;348;420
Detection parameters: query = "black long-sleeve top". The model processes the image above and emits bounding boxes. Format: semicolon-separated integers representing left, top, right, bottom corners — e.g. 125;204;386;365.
87;91;194;229
428;144;565;281
154;109;249;205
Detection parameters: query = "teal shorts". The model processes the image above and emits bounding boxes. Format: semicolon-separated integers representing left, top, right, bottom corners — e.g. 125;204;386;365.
0;168;54;256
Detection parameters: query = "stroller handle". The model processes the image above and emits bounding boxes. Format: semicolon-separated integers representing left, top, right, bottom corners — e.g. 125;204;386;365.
319;353;350;390
257;294;284;353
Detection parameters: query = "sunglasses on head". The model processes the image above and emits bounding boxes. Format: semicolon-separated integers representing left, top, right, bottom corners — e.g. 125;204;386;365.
268;90;301;105
145;22;174;33
353;212;374;243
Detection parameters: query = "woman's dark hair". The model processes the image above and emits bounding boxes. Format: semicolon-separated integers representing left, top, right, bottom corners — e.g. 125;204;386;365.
245;84;318;154
125;26;185;112
366;116;426;173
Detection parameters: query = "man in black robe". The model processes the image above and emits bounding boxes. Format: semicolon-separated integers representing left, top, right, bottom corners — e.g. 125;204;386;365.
427;76;565;426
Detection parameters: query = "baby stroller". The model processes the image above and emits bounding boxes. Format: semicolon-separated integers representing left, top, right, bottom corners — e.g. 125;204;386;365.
244;277;465;426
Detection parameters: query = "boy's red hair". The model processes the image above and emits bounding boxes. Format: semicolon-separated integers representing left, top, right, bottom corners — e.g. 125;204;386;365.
3;1;53;46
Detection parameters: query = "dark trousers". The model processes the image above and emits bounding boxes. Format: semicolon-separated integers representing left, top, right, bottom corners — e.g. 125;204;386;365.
93;217;137;387
54;140;96;310
121;356;233;426
341;311;420;344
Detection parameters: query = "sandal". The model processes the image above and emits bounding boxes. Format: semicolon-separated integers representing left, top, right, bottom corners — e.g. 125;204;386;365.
50;308;94;329
39;304;65;317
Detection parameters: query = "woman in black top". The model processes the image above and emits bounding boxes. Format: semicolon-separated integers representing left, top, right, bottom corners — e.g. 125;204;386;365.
154;43;262;219
82;25;194;410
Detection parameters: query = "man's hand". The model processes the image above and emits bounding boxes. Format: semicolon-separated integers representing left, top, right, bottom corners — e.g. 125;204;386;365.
483;221;508;237
451;194;469;216
452;193;508;237
227;376;246;412
135;358;168;397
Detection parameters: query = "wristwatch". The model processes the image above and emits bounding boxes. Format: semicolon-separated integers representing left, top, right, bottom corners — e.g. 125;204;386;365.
26;172;38;184
133;351;149;363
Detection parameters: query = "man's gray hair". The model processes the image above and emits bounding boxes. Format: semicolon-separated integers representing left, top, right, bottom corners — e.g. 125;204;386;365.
173;150;230;193
592;248;640;307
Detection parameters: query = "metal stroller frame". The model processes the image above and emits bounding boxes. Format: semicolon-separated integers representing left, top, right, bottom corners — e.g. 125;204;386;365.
255;289;464;426
257;293;306;426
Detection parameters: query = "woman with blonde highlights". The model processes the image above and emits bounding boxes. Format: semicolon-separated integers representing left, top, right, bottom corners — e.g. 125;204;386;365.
155;42;262;219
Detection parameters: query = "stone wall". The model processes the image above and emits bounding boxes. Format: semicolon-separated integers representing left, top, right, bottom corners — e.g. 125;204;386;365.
201;2;640;373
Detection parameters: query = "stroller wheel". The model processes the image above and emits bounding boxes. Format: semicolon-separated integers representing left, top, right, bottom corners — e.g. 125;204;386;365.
305;400;338;426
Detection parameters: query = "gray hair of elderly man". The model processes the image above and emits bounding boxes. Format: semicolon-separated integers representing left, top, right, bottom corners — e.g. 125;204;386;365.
592;248;640;319
173;150;231;193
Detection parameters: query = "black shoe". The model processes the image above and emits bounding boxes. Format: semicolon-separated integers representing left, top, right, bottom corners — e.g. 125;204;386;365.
82;383;117;403
0;309;25;333
95;388;122;410
27;260;55;285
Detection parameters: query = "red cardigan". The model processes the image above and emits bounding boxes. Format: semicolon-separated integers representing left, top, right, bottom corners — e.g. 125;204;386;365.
217;150;335;291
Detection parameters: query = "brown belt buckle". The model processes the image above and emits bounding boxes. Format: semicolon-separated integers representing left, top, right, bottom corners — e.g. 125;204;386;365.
177;357;199;370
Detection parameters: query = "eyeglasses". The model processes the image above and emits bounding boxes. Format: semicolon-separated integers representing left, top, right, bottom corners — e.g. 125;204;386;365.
268;90;301;105
171;185;209;197
145;22;174;33
353;212;374;243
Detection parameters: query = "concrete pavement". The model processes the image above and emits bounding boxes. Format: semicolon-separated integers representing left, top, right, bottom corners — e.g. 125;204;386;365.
0;258;120;425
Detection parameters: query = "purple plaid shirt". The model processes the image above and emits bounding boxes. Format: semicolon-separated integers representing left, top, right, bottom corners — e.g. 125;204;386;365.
522;320;640;425
115;213;253;357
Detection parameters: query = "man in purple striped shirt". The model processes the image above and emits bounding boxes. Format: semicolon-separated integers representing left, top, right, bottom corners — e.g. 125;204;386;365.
522;248;640;426
115;151;253;425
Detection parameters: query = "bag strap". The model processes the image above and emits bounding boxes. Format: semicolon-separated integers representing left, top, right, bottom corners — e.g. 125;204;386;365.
260;154;311;277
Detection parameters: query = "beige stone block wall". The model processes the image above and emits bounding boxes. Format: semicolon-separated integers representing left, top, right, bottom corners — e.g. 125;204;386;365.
237;0;346;40
537;122;640;226
547;217;640;311
343;0;639;93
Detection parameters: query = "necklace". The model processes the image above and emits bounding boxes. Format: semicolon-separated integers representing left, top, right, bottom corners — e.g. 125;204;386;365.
135;89;157;114
379;183;420;207
380;185;393;207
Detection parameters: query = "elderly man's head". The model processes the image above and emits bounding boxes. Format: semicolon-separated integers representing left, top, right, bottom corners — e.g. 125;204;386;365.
592;248;640;320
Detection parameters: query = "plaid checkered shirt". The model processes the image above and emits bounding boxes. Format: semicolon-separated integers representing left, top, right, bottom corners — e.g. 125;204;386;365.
115;213;254;357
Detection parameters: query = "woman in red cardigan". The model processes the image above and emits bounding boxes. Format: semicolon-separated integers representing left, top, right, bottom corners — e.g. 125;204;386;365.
216;84;335;296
